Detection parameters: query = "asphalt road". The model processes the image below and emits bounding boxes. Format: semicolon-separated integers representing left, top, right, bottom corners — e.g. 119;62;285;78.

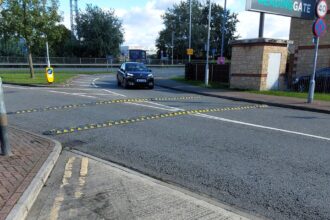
4;69;330;220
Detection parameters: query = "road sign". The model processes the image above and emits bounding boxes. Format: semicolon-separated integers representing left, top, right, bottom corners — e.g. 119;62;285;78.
313;18;327;37
187;48;194;56
316;0;328;18
46;67;54;84
217;57;225;65
246;0;316;20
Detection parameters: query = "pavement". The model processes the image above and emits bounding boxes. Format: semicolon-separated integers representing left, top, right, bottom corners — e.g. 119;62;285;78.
155;78;330;114
0;127;61;220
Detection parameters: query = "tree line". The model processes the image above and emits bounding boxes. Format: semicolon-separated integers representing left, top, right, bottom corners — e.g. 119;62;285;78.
156;0;239;60
0;1;124;77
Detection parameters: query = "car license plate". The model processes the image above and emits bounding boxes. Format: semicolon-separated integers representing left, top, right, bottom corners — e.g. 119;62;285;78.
136;79;146;83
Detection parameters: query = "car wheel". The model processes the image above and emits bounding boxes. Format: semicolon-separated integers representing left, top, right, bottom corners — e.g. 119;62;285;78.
117;78;121;86
148;85;154;89
122;79;128;89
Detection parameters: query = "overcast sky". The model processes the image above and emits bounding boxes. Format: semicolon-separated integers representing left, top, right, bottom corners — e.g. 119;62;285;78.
59;0;291;50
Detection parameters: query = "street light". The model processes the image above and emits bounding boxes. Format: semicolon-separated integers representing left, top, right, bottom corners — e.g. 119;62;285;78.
205;0;212;86
189;0;192;63
220;0;227;59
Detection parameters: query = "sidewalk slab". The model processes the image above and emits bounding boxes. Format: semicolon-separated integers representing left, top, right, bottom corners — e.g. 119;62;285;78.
0;127;61;220
155;79;330;114
27;150;261;220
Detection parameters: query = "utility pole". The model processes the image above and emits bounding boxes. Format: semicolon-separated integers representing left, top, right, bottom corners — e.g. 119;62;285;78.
220;0;227;59
205;0;212;86
189;0;192;63
259;12;265;38
171;31;174;65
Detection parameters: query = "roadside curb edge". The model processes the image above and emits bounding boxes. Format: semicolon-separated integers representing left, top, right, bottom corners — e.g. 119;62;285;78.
5;128;62;220
156;83;330;115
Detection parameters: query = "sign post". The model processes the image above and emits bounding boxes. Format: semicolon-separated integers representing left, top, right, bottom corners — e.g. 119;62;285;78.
45;41;54;84
308;0;327;103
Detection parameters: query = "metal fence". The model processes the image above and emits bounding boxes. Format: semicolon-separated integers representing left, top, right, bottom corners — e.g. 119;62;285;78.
185;63;230;83
0;56;189;66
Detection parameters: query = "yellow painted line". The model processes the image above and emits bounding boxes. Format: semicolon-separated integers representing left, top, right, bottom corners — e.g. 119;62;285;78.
9;96;201;115
50;157;76;220
43;104;268;136
75;157;89;199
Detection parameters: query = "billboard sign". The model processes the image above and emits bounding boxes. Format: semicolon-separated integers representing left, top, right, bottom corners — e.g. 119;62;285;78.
246;0;316;20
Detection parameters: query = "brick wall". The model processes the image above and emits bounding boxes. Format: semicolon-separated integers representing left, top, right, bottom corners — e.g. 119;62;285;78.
230;40;288;91
290;1;330;76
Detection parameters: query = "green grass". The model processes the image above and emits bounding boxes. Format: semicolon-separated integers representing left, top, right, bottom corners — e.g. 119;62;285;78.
247;90;330;102
171;76;229;89
0;69;112;85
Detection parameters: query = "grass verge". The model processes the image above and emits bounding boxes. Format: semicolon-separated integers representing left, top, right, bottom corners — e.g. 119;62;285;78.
247;90;330;102
0;69;112;85
171;76;330;102
171;76;229;89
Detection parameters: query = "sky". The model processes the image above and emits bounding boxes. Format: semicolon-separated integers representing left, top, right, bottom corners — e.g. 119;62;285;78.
59;0;291;50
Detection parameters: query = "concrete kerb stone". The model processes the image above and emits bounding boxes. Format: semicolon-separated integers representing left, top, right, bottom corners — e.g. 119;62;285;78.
155;83;330;115
5;128;62;220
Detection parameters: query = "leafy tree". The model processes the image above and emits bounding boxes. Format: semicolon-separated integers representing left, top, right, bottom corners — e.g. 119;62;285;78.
156;0;239;60
76;4;124;57
1;0;62;78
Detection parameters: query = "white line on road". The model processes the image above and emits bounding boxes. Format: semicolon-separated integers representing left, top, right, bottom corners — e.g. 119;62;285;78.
102;89;127;97
122;100;330;142
48;90;99;99
196;113;330;141
91;78;100;88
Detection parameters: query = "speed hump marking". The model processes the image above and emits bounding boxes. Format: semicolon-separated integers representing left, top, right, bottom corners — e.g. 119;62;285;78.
187;48;194;55
46;67;55;83
43;104;268;136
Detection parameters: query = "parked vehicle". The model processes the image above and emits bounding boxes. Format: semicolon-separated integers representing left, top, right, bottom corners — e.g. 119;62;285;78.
292;67;330;92
117;62;154;89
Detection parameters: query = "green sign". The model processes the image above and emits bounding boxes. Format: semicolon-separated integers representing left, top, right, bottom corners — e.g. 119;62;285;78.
246;0;316;20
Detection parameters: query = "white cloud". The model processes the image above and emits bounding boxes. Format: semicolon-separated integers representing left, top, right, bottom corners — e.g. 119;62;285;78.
61;1;291;49
237;11;290;39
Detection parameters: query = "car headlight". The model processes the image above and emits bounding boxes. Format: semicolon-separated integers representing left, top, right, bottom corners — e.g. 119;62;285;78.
148;73;153;78
126;73;134;77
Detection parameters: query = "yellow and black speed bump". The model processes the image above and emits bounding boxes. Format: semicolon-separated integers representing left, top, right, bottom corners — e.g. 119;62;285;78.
8;96;201;115
43;104;268;136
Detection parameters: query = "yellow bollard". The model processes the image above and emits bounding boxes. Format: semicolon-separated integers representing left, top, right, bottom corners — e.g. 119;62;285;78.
46;67;55;84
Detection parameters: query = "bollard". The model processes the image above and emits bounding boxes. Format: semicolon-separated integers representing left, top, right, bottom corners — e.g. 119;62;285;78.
0;78;11;156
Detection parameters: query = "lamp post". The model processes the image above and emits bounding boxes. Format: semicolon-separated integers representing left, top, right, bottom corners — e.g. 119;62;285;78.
171;31;174;65
220;0;227;59
189;0;192;62
205;0;212;86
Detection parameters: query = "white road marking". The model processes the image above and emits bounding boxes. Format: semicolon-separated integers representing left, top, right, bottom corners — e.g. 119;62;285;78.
48;90;99;99
91;78;100;88
102;89;127;97
126;102;180;112
195;113;330;141
123;100;330;142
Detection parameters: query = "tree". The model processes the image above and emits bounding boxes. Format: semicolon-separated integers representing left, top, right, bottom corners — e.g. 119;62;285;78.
156;0;239;60
76;4;124;57
1;0;62;78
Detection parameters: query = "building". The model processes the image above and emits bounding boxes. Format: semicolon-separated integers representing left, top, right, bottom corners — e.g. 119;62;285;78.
289;1;330;77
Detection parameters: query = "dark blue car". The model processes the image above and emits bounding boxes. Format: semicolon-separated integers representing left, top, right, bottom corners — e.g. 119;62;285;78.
292;67;330;92
117;62;154;89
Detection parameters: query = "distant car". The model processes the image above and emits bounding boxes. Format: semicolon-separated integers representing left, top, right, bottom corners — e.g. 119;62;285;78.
292;67;330;92
117;62;154;89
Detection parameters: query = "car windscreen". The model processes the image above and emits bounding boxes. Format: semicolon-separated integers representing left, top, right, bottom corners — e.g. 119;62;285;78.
126;63;148;72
